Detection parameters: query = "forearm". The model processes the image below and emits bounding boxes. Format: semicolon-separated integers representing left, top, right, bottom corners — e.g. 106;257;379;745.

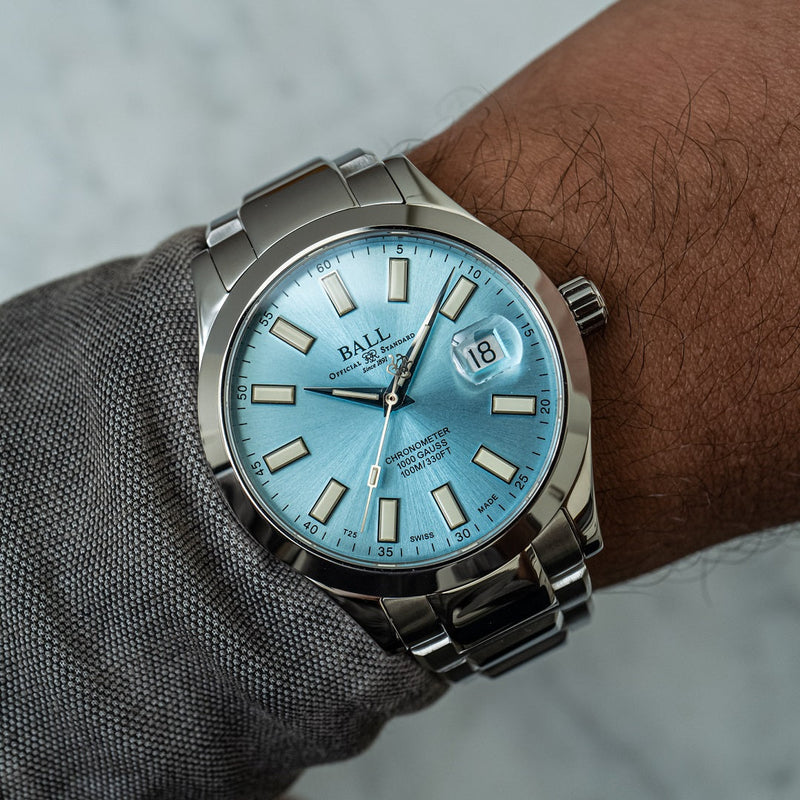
411;0;800;587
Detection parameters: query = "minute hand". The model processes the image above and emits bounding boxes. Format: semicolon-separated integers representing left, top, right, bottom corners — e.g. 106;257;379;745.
390;268;454;397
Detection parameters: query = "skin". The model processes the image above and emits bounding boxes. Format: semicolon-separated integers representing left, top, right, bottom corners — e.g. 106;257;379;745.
409;0;800;588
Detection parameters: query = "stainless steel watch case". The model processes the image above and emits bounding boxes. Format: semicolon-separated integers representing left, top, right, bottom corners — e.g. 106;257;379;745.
193;159;599;603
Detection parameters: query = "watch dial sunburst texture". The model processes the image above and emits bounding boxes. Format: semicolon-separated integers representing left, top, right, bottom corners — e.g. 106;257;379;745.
224;230;564;568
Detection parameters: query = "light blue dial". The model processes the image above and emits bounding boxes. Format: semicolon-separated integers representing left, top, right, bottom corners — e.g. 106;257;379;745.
224;230;564;568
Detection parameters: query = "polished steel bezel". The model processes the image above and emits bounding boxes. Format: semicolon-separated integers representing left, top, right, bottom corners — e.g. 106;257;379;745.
196;201;591;599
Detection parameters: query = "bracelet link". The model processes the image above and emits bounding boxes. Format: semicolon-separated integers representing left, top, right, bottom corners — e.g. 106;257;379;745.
204;151;406;290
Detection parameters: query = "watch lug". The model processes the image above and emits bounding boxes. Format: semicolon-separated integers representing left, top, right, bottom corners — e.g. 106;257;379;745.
564;436;603;557
191;250;228;360
383;155;477;218
213;466;258;526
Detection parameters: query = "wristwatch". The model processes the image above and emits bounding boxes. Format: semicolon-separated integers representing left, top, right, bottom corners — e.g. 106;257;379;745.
192;150;606;682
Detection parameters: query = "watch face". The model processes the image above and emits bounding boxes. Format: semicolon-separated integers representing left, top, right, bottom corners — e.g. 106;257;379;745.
223;229;564;569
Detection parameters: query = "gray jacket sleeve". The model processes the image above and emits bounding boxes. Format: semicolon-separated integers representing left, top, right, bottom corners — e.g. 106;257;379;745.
0;229;444;799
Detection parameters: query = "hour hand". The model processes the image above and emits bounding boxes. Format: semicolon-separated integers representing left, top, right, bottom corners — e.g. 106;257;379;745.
304;386;414;409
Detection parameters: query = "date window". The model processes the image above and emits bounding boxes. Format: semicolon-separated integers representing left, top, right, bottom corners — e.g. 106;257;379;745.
451;314;522;385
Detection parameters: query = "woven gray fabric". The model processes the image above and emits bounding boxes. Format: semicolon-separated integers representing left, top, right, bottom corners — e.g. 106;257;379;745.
0;229;445;799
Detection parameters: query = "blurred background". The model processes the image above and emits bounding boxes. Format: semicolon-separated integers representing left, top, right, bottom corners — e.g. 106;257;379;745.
2;2;799;798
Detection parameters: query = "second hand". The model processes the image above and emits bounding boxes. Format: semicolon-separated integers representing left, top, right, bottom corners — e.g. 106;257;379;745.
359;390;398;532
360;270;455;533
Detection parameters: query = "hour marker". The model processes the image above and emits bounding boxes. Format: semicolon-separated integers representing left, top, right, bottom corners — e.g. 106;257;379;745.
431;483;467;530
270;317;315;354
439;276;477;321
472;445;518;484
378;498;400;542
251;384;296;404
309;479;348;524
320;271;356;316
264;437;310;473
491;394;537;415
388;258;408;302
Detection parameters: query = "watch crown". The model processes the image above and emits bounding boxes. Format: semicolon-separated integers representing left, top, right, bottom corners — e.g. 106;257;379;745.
558;276;608;336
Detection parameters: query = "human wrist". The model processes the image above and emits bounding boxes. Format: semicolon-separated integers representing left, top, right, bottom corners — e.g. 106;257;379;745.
409;0;800;587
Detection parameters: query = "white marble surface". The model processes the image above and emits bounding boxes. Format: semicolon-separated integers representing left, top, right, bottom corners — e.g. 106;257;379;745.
2;2;799;799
